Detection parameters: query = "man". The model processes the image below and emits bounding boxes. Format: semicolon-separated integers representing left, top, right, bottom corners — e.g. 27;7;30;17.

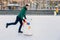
6;4;30;33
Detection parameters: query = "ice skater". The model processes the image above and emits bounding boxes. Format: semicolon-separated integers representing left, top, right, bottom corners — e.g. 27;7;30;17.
6;4;30;33
55;6;59;15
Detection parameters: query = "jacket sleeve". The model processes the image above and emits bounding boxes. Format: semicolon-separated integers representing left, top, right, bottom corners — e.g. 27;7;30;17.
24;14;26;19
23;6;27;19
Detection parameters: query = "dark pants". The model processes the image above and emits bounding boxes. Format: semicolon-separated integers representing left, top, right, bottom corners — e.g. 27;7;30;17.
7;16;23;32
57;13;58;15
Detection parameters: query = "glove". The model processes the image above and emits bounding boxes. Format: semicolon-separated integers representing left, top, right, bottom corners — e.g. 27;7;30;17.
23;19;26;22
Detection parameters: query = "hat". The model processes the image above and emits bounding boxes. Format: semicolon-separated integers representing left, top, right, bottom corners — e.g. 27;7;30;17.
26;4;30;6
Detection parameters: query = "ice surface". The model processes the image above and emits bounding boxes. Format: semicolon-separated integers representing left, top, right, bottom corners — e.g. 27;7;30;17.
0;15;60;40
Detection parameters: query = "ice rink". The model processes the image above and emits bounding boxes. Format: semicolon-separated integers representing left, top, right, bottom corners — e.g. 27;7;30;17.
0;15;60;40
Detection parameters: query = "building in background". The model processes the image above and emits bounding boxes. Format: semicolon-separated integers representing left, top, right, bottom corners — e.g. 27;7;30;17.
0;0;60;10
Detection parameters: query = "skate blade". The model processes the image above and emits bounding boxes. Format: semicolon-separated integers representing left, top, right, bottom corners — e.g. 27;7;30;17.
23;34;32;36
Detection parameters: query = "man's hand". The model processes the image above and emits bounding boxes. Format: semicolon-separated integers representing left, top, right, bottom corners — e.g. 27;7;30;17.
23;19;26;22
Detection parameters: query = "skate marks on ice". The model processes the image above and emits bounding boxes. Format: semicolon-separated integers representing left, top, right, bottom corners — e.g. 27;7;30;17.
17;33;33;40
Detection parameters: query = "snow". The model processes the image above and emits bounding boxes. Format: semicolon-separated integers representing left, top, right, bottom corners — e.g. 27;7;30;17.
0;15;60;40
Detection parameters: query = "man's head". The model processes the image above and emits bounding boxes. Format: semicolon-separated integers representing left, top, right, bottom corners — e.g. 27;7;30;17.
26;4;30;6
25;4;30;9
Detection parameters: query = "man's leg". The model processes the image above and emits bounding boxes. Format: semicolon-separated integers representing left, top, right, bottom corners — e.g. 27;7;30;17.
18;19;23;33
57;13;58;15
6;16;19;28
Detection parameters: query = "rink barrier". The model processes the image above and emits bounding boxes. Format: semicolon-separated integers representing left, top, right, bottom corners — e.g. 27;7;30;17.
0;10;59;15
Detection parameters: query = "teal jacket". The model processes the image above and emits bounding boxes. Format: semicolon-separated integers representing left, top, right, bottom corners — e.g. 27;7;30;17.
18;6;27;20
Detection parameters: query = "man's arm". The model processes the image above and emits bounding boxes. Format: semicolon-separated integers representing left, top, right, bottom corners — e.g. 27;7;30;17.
24;14;27;19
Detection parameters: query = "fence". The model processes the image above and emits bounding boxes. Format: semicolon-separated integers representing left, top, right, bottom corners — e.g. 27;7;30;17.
0;10;60;15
